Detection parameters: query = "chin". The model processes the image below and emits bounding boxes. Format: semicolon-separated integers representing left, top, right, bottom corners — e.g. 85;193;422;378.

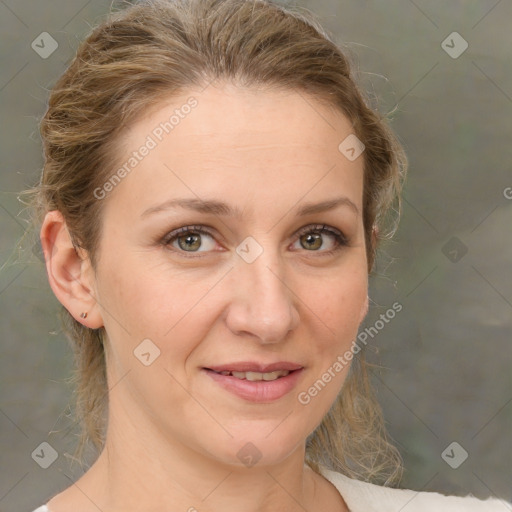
201;424;307;470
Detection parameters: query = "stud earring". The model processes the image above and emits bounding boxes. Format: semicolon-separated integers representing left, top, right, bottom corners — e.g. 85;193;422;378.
80;312;88;319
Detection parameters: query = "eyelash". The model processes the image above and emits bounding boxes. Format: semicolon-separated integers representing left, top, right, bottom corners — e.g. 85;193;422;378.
161;224;348;258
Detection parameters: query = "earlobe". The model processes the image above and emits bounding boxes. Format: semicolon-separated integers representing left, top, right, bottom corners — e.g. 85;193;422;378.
40;211;103;328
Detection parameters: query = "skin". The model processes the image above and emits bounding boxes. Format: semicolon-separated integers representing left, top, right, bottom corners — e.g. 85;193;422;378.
41;82;370;512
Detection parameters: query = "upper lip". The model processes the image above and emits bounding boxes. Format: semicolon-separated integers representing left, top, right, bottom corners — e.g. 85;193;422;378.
205;362;304;373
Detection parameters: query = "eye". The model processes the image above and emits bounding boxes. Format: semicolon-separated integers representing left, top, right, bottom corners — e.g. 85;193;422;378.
163;225;218;254
161;223;348;257
291;224;348;253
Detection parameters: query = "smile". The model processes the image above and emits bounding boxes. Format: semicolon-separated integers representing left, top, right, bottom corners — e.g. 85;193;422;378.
203;367;304;402
212;369;291;381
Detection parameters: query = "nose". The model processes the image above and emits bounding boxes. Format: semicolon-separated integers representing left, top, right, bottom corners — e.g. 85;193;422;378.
225;250;300;344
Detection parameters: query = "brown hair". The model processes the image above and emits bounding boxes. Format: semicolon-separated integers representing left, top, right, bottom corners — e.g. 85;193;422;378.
30;0;406;484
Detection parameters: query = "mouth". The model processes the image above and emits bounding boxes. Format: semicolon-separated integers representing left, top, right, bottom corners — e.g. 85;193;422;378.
207;369;293;381
202;363;304;402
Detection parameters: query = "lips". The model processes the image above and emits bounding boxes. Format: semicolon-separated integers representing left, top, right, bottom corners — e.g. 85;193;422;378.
205;361;303;373
212;369;291;381
202;362;304;402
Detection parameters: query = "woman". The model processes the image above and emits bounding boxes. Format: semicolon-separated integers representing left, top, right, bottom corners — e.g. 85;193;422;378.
30;0;507;510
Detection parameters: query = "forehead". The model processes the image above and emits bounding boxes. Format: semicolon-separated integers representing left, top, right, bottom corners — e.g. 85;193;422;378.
103;83;364;217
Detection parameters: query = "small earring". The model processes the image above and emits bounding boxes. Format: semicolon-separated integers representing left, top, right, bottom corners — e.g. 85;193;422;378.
80;312;88;319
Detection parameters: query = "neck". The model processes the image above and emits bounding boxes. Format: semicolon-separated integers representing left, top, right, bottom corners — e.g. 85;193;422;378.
64;402;321;512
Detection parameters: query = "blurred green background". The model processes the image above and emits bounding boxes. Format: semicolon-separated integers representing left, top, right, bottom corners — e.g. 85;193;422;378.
1;1;511;511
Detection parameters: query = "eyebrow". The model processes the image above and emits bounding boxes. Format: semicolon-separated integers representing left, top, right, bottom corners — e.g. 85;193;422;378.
141;196;359;218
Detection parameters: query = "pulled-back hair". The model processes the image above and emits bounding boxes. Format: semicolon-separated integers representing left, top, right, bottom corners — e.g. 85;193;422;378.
31;0;406;485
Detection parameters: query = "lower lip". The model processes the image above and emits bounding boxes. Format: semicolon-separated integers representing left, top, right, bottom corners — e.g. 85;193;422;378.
203;368;304;402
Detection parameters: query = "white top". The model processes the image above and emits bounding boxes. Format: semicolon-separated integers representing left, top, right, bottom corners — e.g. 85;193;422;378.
31;466;510;512
318;467;509;511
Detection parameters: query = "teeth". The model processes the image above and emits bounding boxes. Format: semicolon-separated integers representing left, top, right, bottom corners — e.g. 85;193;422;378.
228;370;290;381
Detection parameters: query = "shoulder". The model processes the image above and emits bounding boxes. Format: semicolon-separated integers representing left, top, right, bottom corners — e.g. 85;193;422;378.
319;466;510;512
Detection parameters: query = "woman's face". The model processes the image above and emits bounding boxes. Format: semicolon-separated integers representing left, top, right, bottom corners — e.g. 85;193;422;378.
91;82;369;467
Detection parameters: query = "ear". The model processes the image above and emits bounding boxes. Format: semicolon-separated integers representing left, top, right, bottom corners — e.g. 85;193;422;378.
40;210;103;329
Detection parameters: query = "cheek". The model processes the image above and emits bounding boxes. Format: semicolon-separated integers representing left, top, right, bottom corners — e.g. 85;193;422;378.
300;266;366;397
309;266;368;341
295;269;367;419
95;254;216;368
97;252;182;329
